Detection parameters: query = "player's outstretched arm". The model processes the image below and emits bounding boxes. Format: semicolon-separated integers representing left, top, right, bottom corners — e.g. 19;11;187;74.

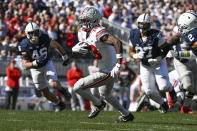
101;34;123;64
159;35;181;57
50;40;69;66
100;34;123;78
50;40;67;56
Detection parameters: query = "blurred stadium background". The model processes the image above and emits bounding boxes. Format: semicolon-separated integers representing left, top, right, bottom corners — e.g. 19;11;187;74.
0;0;197;111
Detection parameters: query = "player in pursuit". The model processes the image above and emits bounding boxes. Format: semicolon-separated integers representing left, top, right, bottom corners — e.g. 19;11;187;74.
72;6;134;122
18;22;71;112
168;10;197;113
129;13;177;113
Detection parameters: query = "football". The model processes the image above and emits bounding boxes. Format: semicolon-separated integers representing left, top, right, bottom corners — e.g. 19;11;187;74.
72;42;91;55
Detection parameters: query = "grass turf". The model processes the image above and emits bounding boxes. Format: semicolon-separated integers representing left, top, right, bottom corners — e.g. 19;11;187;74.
0;110;197;131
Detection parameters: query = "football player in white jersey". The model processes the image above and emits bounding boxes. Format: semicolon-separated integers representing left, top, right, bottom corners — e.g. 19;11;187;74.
129;13;177;113
72;6;134;122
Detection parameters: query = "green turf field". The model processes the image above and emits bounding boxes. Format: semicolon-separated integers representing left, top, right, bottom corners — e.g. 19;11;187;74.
0;110;197;131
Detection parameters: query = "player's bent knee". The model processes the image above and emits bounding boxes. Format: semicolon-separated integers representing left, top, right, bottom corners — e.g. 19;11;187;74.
158;82;171;92
73;79;84;92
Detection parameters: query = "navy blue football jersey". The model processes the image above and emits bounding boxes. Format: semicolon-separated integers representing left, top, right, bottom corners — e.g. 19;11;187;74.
130;29;163;66
18;33;51;62
182;29;197;55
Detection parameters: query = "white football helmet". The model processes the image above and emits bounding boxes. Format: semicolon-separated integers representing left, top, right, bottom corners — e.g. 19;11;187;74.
137;13;152;33
79;6;101;31
177;11;197;35
25;22;40;43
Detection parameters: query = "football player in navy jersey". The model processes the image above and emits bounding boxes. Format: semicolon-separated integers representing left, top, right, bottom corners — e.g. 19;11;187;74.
167;10;197;113
18;22;71;112
129;13;177;113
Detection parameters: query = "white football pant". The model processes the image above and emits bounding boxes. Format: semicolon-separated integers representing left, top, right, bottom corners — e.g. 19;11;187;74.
30;60;58;90
140;59;172;105
73;71;129;116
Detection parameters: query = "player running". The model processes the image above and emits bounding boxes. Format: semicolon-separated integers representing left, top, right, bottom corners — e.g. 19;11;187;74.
129;13;177;113
168;10;197;113
72;6;134;122
18;22;71;112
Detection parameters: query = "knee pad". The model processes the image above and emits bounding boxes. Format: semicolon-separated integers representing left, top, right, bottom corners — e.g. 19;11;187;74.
73;79;84;92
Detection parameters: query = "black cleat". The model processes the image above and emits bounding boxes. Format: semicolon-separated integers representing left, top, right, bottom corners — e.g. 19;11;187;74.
55;101;66;112
88;101;106;119
116;113;134;123
159;102;169;113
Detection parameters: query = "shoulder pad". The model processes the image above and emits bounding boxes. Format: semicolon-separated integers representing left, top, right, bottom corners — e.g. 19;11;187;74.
40;33;50;40
18;39;29;52
129;29;140;47
130;29;139;36
39;33;51;46
94;26;109;40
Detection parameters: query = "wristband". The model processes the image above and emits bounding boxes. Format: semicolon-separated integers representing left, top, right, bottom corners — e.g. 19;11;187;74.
32;60;38;67
179;51;196;59
116;54;122;59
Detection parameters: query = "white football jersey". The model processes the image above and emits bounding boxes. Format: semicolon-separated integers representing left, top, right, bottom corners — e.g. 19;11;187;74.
78;26;117;73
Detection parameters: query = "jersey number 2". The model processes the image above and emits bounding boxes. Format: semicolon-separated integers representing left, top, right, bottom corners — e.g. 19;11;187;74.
188;34;194;42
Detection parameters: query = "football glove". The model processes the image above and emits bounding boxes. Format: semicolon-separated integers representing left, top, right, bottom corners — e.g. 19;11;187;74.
111;63;121;78
148;56;162;67
62;55;69;66
133;52;144;59
169;50;178;57
72;42;90;55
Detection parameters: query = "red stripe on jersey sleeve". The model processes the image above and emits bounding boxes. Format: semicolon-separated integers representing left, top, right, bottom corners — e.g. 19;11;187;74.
96;30;107;38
